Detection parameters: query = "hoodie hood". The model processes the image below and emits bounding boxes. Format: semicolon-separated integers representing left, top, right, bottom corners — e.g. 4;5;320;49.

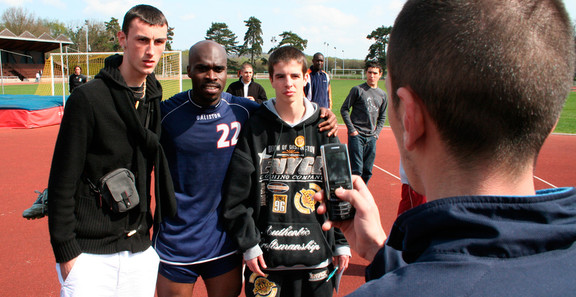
262;97;320;129
94;54;162;103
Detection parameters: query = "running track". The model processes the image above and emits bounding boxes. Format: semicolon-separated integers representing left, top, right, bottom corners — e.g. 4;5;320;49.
1;125;574;296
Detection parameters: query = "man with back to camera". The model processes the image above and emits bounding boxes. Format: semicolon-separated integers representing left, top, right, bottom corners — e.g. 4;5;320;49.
69;66;88;93
305;52;332;109
340;60;387;184
315;0;576;296
47;5;176;297
226;62;268;103
153;40;338;297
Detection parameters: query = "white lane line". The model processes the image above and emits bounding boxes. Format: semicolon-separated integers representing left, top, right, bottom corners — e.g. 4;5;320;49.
374;165;557;188
373;164;400;181
534;176;557;188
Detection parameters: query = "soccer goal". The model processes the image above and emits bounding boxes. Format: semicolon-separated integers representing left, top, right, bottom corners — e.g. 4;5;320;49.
36;51;182;103
330;68;365;80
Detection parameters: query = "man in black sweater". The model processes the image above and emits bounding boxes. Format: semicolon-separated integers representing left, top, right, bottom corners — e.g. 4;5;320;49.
47;5;175;296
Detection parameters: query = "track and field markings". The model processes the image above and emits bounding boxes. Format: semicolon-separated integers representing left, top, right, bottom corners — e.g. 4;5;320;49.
375;164;558;189
374;164;400;181
533;176;557;188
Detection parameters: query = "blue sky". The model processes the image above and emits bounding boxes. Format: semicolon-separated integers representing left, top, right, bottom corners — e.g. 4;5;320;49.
1;0;575;61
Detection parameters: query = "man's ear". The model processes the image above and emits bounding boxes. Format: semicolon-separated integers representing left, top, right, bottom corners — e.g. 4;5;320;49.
117;31;126;50
397;87;425;151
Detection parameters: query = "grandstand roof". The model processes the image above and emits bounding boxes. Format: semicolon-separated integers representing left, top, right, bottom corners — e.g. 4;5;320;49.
0;29;73;53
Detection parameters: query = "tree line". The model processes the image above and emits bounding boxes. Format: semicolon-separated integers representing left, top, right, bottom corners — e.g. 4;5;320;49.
0;7;397;73
0;7;175;53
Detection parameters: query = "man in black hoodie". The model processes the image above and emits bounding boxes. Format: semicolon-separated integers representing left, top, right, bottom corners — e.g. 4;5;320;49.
47;5;175;296
223;46;350;297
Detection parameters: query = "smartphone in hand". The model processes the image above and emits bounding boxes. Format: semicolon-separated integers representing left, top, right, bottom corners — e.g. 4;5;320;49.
320;143;356;221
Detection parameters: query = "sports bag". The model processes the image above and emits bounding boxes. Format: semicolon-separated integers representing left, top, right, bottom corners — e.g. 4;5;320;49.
97;168;140;213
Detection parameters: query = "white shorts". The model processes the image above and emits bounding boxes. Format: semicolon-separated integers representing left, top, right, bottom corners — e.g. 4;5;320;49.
56;246;159;297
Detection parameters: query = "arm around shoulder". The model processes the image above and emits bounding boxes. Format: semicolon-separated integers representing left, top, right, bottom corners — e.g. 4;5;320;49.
222;129;263;254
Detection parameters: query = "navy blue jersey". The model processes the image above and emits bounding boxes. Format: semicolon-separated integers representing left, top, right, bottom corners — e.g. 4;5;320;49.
154;91;260;264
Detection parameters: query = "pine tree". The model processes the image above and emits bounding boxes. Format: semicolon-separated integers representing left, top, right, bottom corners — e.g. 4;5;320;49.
269;31;308;53
242;16;263;65
365;26;392;70
205;22;239;55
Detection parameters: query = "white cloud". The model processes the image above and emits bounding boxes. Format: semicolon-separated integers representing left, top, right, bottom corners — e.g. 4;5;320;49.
389;0;404;11
81;0;157;20
180;13;195;21
0;0;27;6
41;0;65;9
301;5;358;28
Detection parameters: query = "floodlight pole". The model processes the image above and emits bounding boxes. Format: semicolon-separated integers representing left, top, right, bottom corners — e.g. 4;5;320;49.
0;52;4;94
324;42;329;72
178;51;182;93
342;50;345;75
85;22;90;79
334;47;337;72
60;43;66;107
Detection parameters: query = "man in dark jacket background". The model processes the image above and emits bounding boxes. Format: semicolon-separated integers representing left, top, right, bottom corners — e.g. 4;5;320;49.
68;65;87;93
226;62;268;103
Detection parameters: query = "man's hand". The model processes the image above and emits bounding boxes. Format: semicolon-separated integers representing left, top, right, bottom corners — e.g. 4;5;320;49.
59;256;78;281
318;107;338;136
247;96;255;101
349;131;359;136
246;255;267;277
314;175;387;262
334;255;351;273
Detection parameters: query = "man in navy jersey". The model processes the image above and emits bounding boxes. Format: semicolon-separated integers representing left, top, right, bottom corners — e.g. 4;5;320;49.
154;40;338;297
305;52;332;109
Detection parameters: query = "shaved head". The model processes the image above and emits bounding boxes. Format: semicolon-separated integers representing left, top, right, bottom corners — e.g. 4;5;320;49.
187;40;228;107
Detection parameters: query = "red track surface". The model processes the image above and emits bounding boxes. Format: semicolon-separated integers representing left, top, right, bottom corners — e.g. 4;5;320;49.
1;125;574;296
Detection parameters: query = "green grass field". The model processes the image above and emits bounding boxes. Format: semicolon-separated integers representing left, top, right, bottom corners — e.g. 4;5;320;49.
2;79;575;134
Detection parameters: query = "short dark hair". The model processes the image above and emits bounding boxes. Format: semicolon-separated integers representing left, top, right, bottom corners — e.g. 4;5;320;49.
74;66;82;71
122;4;168;35
241;62;253;70
313;52;324;61
364;61;382;73
268;46;308;77
387;0;575;170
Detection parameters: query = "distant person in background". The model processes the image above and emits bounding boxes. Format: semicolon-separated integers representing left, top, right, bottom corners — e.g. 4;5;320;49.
305;52;332;108
35;71;41;82
226;62;268;103
340;61;387;184
69;66;88;93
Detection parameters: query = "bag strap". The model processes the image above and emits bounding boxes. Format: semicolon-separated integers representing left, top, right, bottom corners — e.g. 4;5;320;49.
83;176;103;207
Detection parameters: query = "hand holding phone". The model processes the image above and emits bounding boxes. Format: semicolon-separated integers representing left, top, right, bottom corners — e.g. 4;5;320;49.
321;143;356;221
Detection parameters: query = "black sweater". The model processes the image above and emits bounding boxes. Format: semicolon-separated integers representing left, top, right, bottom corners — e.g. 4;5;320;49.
225;79;268;104
48;55;175;263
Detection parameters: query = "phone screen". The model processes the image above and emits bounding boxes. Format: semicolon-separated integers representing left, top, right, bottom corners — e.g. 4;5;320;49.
321;144;355;221
324;150;352;193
